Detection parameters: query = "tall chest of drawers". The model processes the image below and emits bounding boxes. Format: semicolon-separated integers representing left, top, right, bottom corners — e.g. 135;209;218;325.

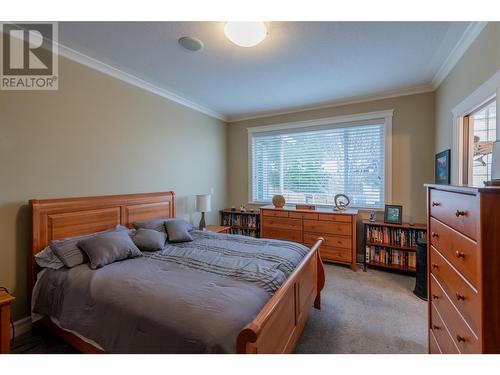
426;184;500;354
260;205;358;270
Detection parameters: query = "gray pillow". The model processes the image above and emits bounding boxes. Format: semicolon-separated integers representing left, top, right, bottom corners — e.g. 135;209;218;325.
77;230;142;269
165;220;193;243
133;218;194;234
132;218;168;233
50;225;129;268
132;228;167;252
35;246;65;270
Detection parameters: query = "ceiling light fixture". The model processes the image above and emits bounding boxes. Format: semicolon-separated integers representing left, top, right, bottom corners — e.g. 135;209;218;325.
224;22;267;47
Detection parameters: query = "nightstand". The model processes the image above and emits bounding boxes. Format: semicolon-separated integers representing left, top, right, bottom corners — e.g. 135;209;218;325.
206;225;231;234
0;291;15;354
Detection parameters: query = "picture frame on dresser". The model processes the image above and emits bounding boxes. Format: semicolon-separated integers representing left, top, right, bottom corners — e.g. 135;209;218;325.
435;149;451;185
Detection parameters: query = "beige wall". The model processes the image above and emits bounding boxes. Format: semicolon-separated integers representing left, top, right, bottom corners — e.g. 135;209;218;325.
435;22;500;155
0;56;227;320
228;92;435;225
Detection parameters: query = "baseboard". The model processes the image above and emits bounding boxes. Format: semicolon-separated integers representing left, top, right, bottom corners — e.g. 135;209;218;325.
12;316;32;338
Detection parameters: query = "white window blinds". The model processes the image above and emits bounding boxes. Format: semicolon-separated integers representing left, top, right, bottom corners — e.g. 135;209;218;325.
251;122;386;209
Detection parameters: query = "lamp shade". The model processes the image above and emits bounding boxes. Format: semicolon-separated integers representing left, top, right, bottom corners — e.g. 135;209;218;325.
492;140;500;180
196;194;212;213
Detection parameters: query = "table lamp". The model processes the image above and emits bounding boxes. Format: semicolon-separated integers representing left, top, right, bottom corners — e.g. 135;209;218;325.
196;194;211;230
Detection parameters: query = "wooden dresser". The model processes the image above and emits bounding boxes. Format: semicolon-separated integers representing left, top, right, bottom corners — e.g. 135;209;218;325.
426;184;500;354
260;205;358;270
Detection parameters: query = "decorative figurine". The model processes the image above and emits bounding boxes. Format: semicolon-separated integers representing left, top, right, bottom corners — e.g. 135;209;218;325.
369;210;376;222
239;205;247;212
334;193;350;211
272;194;286;208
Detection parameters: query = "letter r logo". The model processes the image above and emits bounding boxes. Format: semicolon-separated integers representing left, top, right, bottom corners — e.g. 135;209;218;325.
2;23;53;75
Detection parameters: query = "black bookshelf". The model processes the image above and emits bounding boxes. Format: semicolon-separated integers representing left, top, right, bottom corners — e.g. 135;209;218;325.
220;209;260;237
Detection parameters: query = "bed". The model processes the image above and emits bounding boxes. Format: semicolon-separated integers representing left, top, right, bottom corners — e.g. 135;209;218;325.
30;191;325;354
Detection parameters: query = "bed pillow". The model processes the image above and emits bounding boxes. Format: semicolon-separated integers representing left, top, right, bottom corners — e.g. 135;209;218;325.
35;246;65;270
132;228;167;252
77;230;142;269
132;218;168;233
50;225;129;268
165;220;193;243
133;218;194;234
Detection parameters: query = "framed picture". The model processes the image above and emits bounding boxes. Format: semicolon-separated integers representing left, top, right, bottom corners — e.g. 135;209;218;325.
384;204;403;225
435;149;451;185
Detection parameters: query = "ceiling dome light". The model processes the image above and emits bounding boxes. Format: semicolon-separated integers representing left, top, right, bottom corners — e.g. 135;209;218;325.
224;22;267;47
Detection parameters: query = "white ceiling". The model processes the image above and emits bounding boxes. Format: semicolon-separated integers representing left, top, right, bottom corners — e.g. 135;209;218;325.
59;22;477;121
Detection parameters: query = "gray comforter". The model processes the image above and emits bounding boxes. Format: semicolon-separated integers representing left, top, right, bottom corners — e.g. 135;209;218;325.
32;231;309;353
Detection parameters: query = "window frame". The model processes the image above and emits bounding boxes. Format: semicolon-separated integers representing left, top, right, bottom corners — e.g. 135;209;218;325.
247;110;394;209
451;70;500;185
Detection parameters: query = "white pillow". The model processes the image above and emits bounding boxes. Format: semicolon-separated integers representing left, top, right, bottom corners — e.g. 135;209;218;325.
35;246;65;269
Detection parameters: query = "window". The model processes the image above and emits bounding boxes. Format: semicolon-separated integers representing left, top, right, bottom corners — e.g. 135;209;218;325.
452;70;499;186
463;99;497;187
249;112;392;209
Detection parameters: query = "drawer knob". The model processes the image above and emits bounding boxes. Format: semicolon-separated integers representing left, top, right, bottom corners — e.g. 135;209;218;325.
455;251;465;259
456;335;466;343
432;325;441;331
455;210;467;217
432;201;441;207
431;232;439;238
432;294;439;300
431;263;439;269
456;293;466;301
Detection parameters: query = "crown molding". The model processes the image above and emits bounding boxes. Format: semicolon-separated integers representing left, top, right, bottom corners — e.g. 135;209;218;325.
56;42;227;121
228;84;433;122
431;22;488;89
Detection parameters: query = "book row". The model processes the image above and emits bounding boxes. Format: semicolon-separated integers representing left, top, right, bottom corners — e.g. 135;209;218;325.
230;228;259;237
366;246;416;269
366;225;426;248
221;212;260;230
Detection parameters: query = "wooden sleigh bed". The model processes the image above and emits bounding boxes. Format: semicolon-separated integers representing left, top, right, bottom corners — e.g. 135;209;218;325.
30;191;325;354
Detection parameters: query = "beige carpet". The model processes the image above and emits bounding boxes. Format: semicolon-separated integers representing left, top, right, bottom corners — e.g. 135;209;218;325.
295;263;427;353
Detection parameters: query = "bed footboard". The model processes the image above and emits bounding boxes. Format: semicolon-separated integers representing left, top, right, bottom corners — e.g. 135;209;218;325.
236;238;325;354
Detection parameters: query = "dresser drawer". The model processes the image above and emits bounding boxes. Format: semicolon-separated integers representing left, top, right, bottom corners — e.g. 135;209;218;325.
430;275;480;353
261;228;302;243
430;304;459;354
318;213;352;223
430;217;479;286
303;220;352;236
289;212;318;220
318;246;352;263
429;329;443;354
429;189;478;240
304;233;351;249
430;246;480;335
262;209;289;218
262;216;301;231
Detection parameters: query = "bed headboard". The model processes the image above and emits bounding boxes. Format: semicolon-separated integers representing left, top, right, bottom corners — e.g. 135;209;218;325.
29;191;175;292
